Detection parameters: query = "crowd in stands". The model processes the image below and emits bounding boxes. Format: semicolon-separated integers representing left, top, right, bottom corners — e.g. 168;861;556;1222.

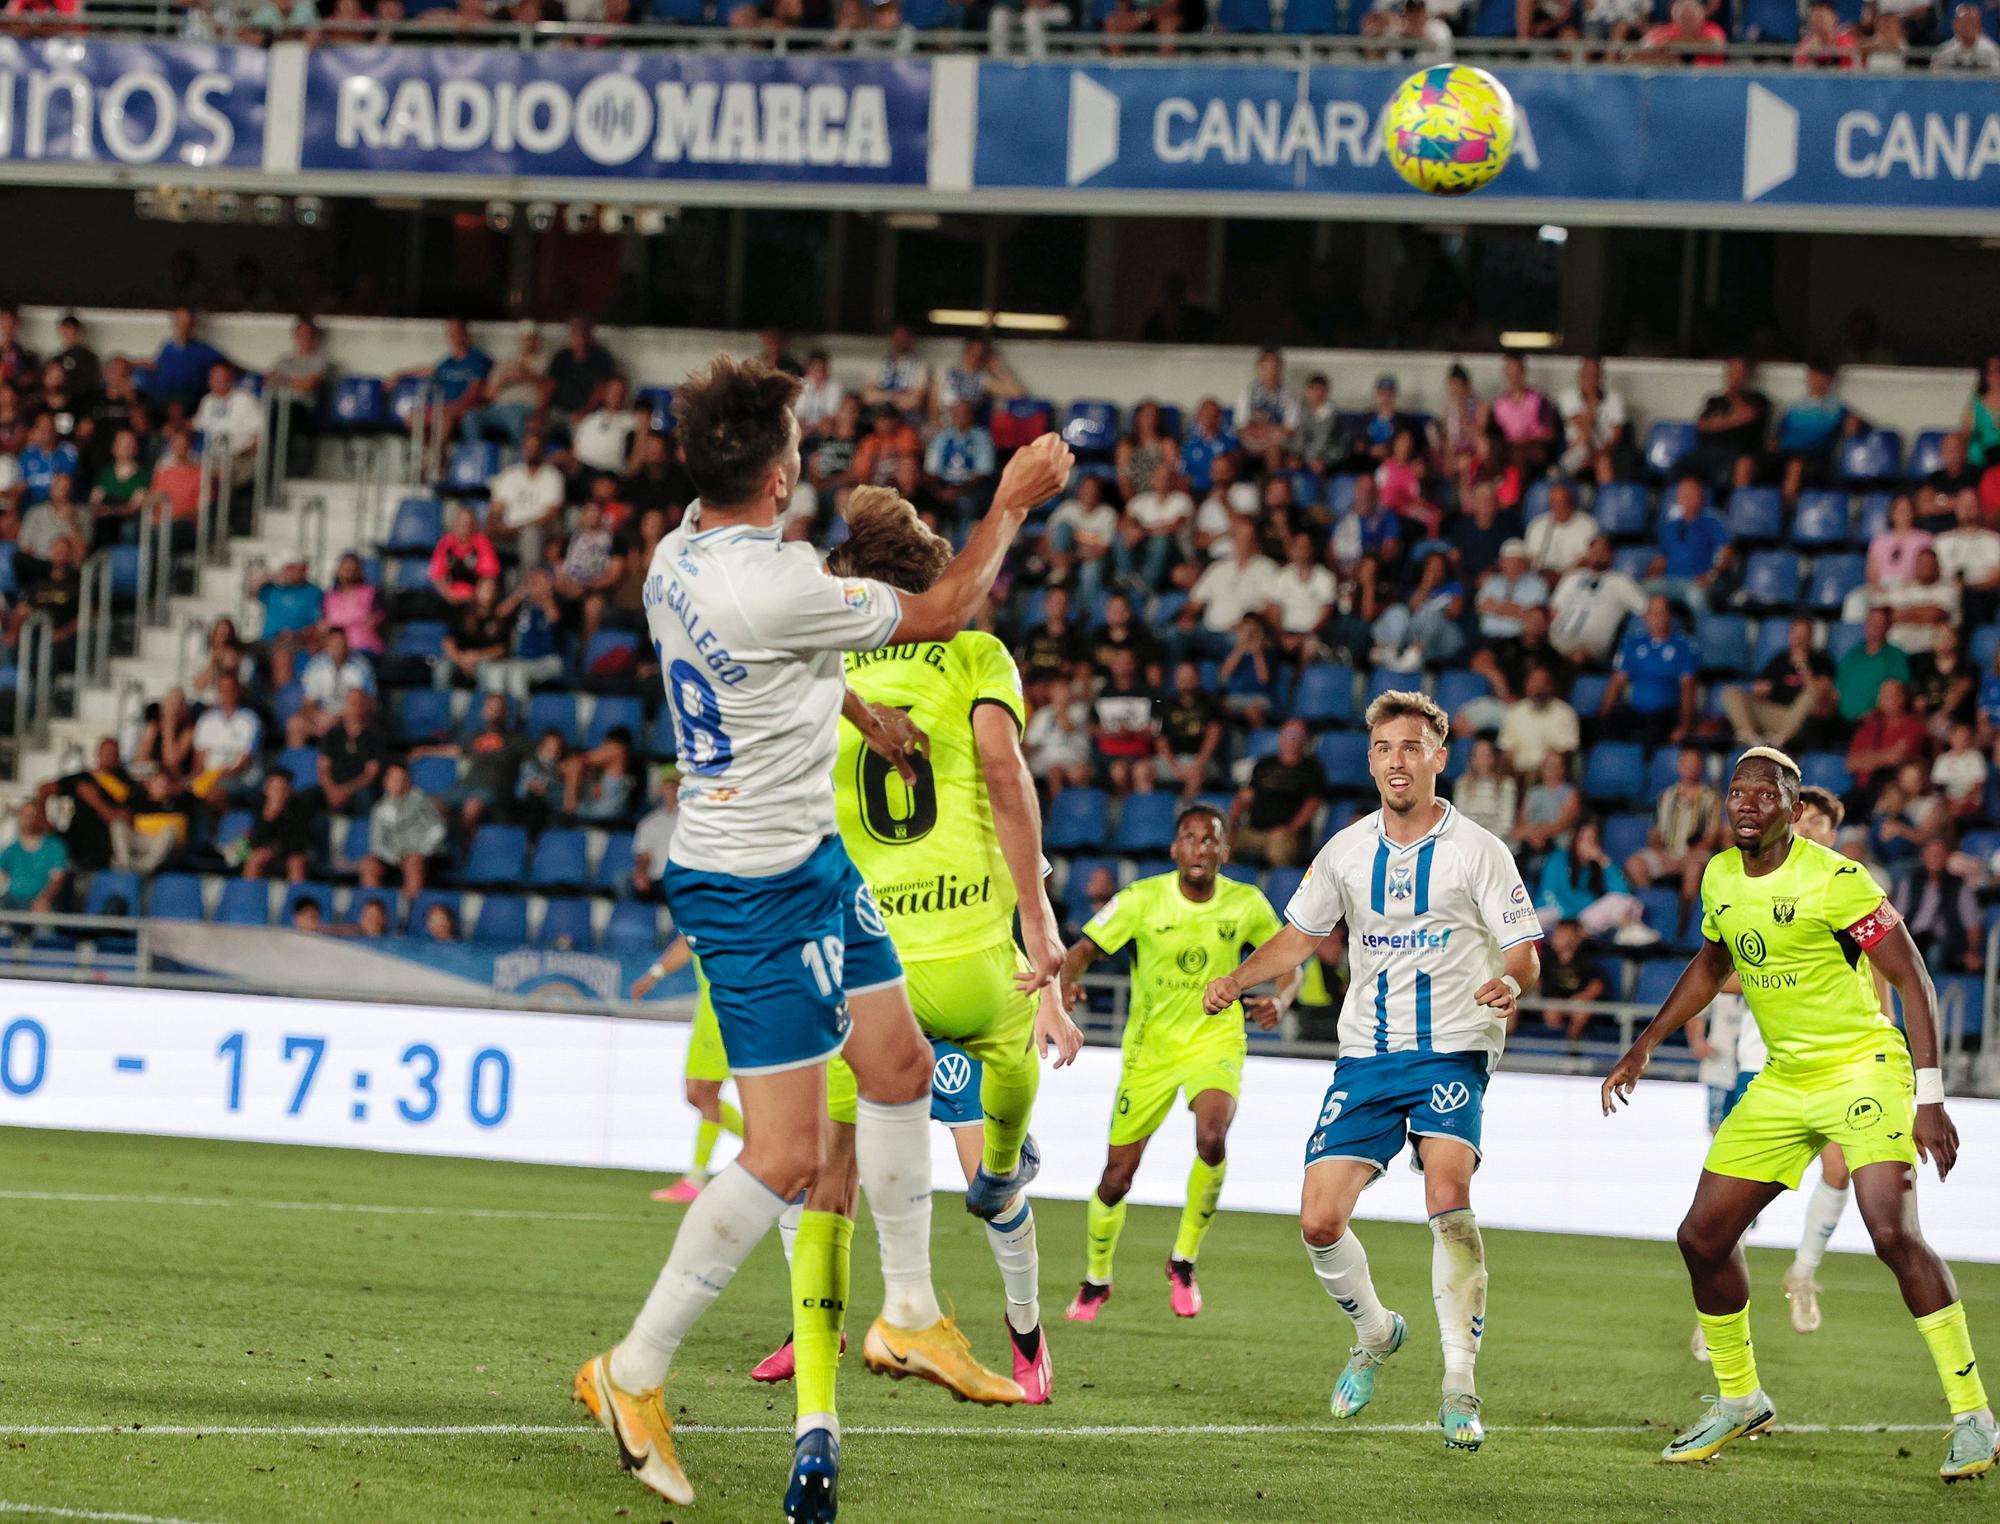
3;304;1997;1050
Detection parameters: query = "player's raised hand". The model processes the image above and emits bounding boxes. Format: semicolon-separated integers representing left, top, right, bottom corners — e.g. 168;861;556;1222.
991;432;1073;516
1203;975;1242;1016
629;969;659;999
1244;995;1282;1031
1915;1101;1960;1181
862;702;928;787
1472;976;1518;1027
1032;987;1084;1068
1015;906;1065;994
1601;1049;1648;1116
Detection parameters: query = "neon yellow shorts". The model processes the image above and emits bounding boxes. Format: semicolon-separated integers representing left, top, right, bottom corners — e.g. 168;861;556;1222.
1704;1049;1917;1189
685;993;730;1085
1108;1029;1244;1148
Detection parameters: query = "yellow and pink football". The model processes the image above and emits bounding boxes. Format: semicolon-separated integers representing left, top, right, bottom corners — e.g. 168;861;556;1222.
1383;64;1518;197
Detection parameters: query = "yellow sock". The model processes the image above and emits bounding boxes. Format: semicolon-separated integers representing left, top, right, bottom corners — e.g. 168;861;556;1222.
718;1100;744;1138
1696;1305;1760;1401
1084;1191;1126;1284
692;1103;745;1172
977;1042;1039;1177
1171;1156;1227;1263
791;1210;853;1421
1917;1301;1988;1417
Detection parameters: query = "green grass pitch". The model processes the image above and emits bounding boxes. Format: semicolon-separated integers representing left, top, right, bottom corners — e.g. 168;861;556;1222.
2;1127;1995;1523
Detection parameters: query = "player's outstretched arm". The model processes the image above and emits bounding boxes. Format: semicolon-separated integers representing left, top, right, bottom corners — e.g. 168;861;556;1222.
1869;919;1959;1179
889;434;1073;644
630;934;693;999
1601;938;1731;1115
973;702;1064;991
1059;936;1101;1016
1204;923;1322;1017
843;687;927;787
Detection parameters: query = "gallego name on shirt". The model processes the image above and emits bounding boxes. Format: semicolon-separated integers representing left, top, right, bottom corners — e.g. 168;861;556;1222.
644;572;747;686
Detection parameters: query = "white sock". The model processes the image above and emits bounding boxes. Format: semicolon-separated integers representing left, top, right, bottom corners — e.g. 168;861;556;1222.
986;1193;1041;1334
856;1095;943;1329
1306;1230;1396;1350
611;1163;789;1391
1791;1180;1849;1275
1431;1208;1487;1396
778;1196;804;1268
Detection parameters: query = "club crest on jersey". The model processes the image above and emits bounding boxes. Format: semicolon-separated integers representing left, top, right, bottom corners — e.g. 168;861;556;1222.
1771;896;1797;925
1216;919;1239;942
1430;1081;1471;1114
1388;864;1416;902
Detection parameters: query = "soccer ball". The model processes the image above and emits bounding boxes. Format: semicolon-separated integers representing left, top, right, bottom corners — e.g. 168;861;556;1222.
1382;65;1517;198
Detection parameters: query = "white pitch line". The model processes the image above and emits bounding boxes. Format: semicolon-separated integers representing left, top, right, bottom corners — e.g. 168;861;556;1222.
0;1190;655;1226
0;1421;1950;1439
0;1503;225;1524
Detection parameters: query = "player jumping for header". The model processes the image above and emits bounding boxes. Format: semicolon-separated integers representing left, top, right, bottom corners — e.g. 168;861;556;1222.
1203;691;1542;1451
572;356;1072;1523
1603;747;1994;1482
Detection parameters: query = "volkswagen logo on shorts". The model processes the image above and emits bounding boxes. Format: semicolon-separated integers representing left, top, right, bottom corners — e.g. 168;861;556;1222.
1735;929;1768;967
933;1051;973;1096
1430;1081;1471;1114
855;884;887;937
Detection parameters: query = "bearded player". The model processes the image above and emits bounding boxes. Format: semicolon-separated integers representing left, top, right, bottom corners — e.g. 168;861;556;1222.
1604;747;1994;1481
1203;690;1542;1451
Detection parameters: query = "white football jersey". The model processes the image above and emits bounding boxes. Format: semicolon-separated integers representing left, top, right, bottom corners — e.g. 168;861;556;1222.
1285;803;1543;1067
642;509;902;877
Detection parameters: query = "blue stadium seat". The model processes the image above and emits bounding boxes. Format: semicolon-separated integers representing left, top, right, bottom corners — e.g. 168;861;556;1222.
1213;0;1272;26
1973;623;2000;671
1582;742;1648;804
462;824;528;885
1289;469;1324;507
1739;0;1800;38
535;897;595;950
277;746;321;791
84;871;141;918
147;873;207;921
635;384;676;431
1792;489;1851;546
1434;668;1492;718
992;398;1054;451
214;808;254;852
1603;812;1652;865
1280;0;1335;28
1749;618;1793;673
393;689;453;746
1324;474;1358;518
580;630;640;686
1569;673;1613;715
645;705;678;760
527;828;589;888
1940;974;1984;1040
585;694;646;748
1695;614;1752;672
1741;550;1802;607
386;556;432;594
1798;750;1852;796
526;693;581;746
1265;865;1307;907
1111;793;1178;854
605;899;663;954
334;815;370;868
390;620;447;660
1856;490;1896;540
1317;731;1370;786
409;755;457;796
383;496;444;554
1293;664;1356;726
216;880;273;926
1612;546;1656;581
1643;421;1698;478
1522;479;1560;522
1824;621;1865;664
1593;482;1652;539
1631;961;1684;1009
444;441;503;497
1907;429;1949;481
1838;429;1903;484
1808;552;1866;611
1061;401;1120;456
1044;788;1111;851
329;375;388;431
1726;487;1785;542
0;544;17;600
388;375;432;429
345;887;401;931
1363;667;1407;709
471;893;529;945
280;882;336;925
1471;0;1516;33
1242;726;1282;762
594;831;636;891
409;889;463;939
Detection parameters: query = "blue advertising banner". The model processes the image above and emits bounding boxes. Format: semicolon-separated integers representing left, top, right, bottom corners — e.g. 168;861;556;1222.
301;46;930;184
0;39;265;171
974;60;2000;213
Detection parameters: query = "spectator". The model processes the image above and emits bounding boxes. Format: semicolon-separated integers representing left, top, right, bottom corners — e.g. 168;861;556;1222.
628;768;680;900
1090;590;1161;682
1795;0;1859;65
1874;547;1959;654
1188;517;1279;656
570;375;637;480
623;431;693;526
411;691;526;837
151;306;227;413
1932;722;1988;816
1235;348;1299;462
37;735;132;877
468;323;547;445
937;336;1023;418
988;0;1076;55
1453;736;1519;841
435;577;510;693
111;769;195;874
1523;480;1598;576
1471;605;1573;713
1516;749;1583;857
1548;535;1647;666
1645;474;1734;614
1116;401;1182;501
1537;817;1654;940
784;349;839;434
424;902;462;942
241;770;312;884
135;688;196;780
362;761;449;897
428;504;500;609
1346;373;1413;468
487;565;566;702
17;411;78;505
191;623;251;707
1873;759;1947;865
14;532;82;665
149;428;202;537
486;430;565;570
0;307;35;393
1683;356;1772;488
0;801;69;912
853;404;924;487
1847;676;1926;803
1154;658;1225;800
1639;0;1729;62
1626;745;1724;918
1935;488;2000;626
316;688;386;816
1517;0;1577;37
1931;0;2000;65
1836;605;1914;723
1374;428;1434;527
807;395;864;494
348;898;392;939
192;362;262;487
319;552;384;658
1178;397;1238;496
265;317;330;469
1927;434;1982;499
16;473;90;585
1533;920;1610;1049
190;671;263;802
1432;362;1484;497
33;361;82;448
1292;376;1340;472
1475;537;1548;641
514;728;569;823
1862;8;1913;64
1217;616;1280;727
1329;474;1404;617
249;556;323;679
925;398;996;519
1769;359;1863;503
0;381;24;460
1498;663;1582;777
861;322;931;421
1866;491;1932;591
1268;529;1341;660
1117;458;1192;591
563;729;640;821
1090;647;1158;795
87;427;151;542
1911;624;1976;738
86;357;148;459
1372;547;1466;666
1723;614;1839;749
1894;836;1983;973
1446;477;1510;589
1228;717;1326;867
1602;593;1698;746
544;314;617;423
1484;354;1557;482
1023;675;1094;798
391;316;489;448
295;626;376;738
1557;356;1633;485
